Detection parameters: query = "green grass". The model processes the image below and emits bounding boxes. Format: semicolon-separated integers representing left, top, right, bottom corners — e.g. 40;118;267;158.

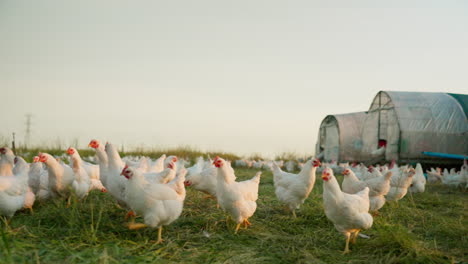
1;169;466;264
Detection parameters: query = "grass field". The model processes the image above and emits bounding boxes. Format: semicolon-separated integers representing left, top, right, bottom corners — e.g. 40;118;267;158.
1;167;466;264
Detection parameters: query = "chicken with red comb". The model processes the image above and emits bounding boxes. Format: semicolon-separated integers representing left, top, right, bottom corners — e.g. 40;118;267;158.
321;167;373;254
28;155;50;201
120;165;185;244
184;157;218;203
68;147;106;194
214;156;261;233
66;147;93;199
88;139;109;188
38;152;75;202
271;158;320;218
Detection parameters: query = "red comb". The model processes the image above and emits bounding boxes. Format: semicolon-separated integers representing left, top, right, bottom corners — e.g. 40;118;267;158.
121;165;129;175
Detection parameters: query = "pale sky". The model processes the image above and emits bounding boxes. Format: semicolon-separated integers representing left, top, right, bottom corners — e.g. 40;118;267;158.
1;0;467;157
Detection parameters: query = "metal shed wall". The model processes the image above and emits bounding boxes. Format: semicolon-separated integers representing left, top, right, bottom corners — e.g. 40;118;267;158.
362;91;468;163
316;112;366;162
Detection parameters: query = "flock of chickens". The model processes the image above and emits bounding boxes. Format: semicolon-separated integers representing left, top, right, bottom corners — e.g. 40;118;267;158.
0;141;467;253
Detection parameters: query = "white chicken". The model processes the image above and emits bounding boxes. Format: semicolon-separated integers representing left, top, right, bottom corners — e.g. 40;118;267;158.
342;168;392;213
67;147;106;194
321;168;373;254
409;163;426;193
214;156;261;233
364;171;392;213
234;159;247;168
148;154;166;173
359;166;381;181
350;163;367;180
341;169;367;195
386;168;415;202
66;147;92;200
166;167;188;201
81;160;102;189
0;153;31;219
426;167;442;183
121;164;185;244
284;160;296;172
88;139;109;187
38;152;75;201
186;157;205;177
138;156;178;184
29;156;50;201
252;160;263;170
28;156;43;194
272;158;321;217
184;166;218;198
441;165;467;188
184;157;218;198
104;142;128;206
462;160;468;189
12;157;36;212
365;170;393;197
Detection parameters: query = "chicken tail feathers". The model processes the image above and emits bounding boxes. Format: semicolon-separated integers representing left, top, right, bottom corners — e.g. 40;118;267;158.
252;171;262;183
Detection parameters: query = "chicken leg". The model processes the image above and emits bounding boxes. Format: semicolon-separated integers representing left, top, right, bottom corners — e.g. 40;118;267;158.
243;218;251;227
234;223;241;234
352;230;360;244
343;232;351;254
66;196;72;208
156;226;164;244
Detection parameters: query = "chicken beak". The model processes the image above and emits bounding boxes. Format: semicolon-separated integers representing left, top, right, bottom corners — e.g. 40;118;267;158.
321;172;330;181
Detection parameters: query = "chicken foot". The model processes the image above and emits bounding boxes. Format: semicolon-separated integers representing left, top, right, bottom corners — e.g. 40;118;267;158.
127;223;148;230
